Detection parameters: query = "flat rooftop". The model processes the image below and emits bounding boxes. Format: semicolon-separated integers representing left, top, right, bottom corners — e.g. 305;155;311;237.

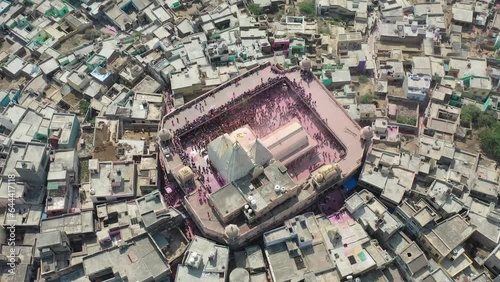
423;215;475;258
83;234;170;281
9;109;50;143
1;142;47;180
90;161;135;198
41;210;95;235
176;236;229;282
49;113;76;145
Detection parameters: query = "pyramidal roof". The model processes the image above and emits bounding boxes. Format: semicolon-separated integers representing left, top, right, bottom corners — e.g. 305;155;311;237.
208;134;255;182
249;139;273;166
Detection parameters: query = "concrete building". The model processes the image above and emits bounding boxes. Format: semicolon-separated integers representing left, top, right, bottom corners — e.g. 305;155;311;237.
337;32;363;55
2;55;28;78
159;64;364;247
175;236;229;282
0;142;49;207
47;113;79;149
37;230;72;279
67;71;91;93
467;198;500;250
233;245;267;279
484;244;500;276
103;92;164;130
170;64;204;99
95;190;183;246
419;214;475;263
358;148;415;206
8;108;50;144
466;76;492;102
379;22;426;44
394;199;440;237
404;72;432;102
345;189;403;242
82;233;171;281
46;149;78;216
136;155;159;195
264;211;391;281
423;103;461;139
88;159;137;203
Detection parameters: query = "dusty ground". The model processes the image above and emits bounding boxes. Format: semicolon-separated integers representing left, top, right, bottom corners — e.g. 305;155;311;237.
55;34;92;54
400;134;419;154
0;77;25;91
62;92;83;112
455;132;481;153
122;130;157;147
78;130;95;158
387;85;405;97
175;3;203;19
358;80;375;95
93;122;118;161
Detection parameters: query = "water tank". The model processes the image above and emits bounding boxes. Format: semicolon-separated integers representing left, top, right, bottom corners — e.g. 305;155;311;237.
230;268;250;282
274;185;281;193
250;199;257;207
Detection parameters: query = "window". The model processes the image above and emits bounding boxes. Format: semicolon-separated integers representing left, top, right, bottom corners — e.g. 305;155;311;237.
96;197;107;202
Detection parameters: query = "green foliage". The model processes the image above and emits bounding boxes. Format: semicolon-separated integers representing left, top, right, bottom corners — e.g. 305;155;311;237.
298;1;315;17
477;110;497;128
358;93;376;104
479;123;500;159
461;104;497;128
83;28;102;40
247;3;262;15
359;75;369;83
396;116;417;125
461;104;500;159
318;23;331;35
460;104;481;124
79;99;90;113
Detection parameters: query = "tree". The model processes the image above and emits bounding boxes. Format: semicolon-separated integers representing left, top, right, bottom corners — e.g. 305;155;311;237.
298;1;315;17
460;104;481;125
83;28;102;40
359;75;369;84
479;123;500;159
477;111;497;128
358;93;376;104
247;3;262;15
79;100;90;113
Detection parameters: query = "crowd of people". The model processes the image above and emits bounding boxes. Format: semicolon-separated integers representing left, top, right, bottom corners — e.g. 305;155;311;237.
165;65;347;194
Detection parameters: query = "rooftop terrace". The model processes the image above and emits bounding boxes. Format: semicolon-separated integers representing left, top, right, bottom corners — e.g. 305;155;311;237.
159;64;364;246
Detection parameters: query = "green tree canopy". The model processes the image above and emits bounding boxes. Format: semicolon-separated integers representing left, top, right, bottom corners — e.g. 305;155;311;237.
247;3;262;15
298;1;315;17
479;123;500;159
460;104;481;124
358;93;376;104
359;75;369;83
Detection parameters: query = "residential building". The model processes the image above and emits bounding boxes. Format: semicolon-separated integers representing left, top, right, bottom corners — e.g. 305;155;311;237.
88;159;137;203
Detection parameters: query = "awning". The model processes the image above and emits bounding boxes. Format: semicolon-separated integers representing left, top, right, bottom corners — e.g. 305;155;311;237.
342;177;357;192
